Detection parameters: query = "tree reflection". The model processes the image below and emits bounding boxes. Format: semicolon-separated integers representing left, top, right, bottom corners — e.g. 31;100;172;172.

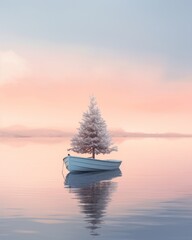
64;170;121;236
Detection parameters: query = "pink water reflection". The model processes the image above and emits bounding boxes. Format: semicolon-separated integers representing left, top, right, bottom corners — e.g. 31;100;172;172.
0;137;192;220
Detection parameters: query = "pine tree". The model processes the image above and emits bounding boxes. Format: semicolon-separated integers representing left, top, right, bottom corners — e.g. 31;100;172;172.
69;97;117;158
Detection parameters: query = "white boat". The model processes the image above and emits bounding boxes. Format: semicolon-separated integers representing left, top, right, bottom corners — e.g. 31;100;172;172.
63;155;122;172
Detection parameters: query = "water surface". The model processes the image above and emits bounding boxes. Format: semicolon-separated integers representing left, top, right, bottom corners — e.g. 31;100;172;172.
1;137;192;239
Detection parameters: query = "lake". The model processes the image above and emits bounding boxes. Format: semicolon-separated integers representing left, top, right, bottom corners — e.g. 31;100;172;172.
0;137;192;239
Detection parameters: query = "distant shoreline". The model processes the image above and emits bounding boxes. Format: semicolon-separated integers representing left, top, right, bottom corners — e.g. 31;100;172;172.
111;132;192;138
0;128;192;139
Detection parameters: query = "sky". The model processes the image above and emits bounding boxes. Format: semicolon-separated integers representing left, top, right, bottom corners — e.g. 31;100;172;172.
0;0;192;134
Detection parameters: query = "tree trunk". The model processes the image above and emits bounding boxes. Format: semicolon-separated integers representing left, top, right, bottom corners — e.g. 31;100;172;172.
92;147;95;158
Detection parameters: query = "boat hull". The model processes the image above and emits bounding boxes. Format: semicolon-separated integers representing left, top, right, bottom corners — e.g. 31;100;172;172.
63;155;122;172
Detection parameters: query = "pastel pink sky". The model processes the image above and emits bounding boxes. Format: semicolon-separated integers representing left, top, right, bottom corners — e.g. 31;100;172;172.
1;1;192;135
0;47;192;133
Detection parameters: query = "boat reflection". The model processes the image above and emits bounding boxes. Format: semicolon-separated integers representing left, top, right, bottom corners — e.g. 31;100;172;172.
64;169;122;236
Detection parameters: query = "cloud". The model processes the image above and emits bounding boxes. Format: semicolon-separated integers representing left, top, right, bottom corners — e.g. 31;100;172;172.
0;47;192;133
0;50;29;84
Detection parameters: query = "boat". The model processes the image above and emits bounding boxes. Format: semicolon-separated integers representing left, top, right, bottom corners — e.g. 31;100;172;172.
64;97;122;172
63;155;122;172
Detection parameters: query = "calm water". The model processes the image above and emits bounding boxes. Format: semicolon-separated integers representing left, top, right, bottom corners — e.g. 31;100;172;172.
1;137;192;239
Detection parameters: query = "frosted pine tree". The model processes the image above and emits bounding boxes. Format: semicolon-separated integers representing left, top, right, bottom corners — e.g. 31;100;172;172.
69;97;117;158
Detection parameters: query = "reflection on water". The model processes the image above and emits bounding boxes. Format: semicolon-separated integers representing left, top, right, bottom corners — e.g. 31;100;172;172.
1;137;192;239
64;170;122;236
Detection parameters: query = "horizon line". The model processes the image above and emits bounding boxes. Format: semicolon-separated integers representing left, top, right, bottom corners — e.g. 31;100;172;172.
0;127;192;139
